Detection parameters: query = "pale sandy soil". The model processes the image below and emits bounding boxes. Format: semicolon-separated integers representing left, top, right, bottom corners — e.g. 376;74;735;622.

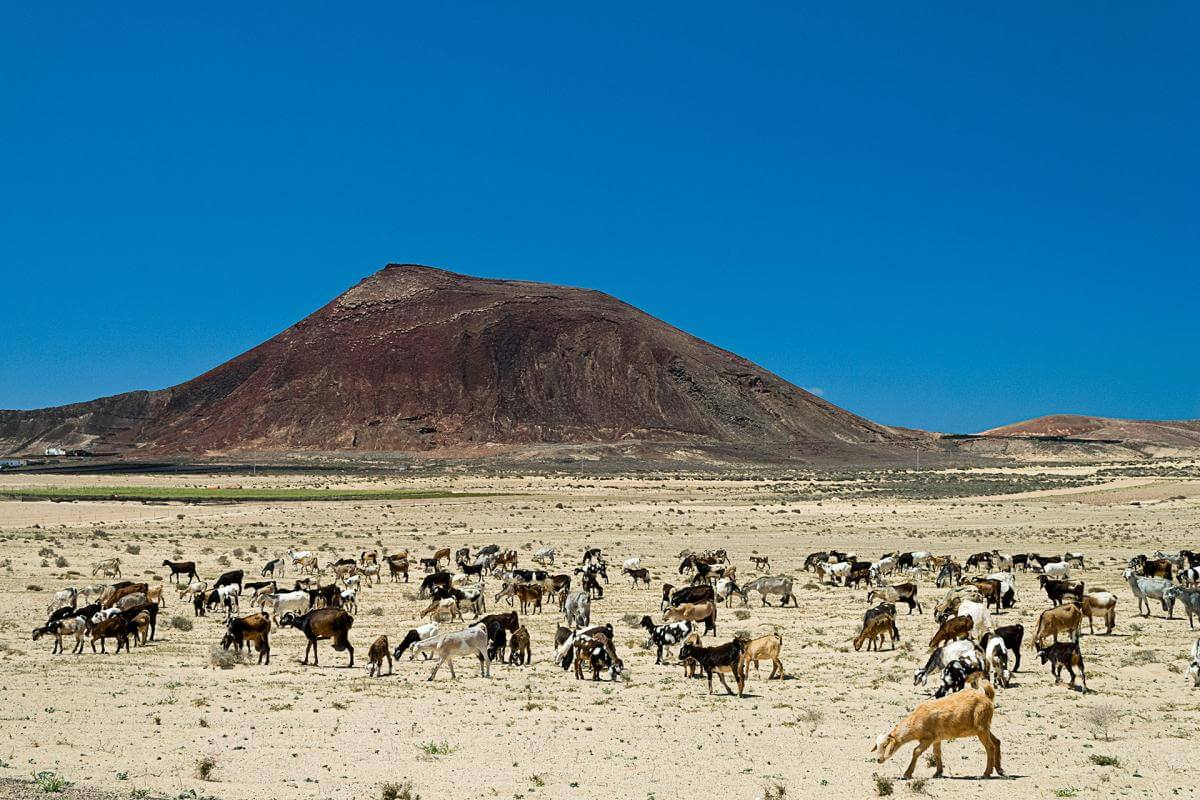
1;465;1199;800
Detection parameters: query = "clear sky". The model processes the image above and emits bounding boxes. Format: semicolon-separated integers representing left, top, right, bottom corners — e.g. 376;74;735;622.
2;4;1196;432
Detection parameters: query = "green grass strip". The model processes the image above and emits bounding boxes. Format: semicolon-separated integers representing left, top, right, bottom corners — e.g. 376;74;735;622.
0;486;494;503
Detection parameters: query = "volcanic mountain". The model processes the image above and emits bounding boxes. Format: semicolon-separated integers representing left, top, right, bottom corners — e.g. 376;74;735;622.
0;264;910;459
981;414;1200;450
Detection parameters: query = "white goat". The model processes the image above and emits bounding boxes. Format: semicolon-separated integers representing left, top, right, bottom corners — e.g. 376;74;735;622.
423;627;491;680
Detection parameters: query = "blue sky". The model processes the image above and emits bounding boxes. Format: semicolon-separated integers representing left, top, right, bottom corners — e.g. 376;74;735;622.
2;4;1196;432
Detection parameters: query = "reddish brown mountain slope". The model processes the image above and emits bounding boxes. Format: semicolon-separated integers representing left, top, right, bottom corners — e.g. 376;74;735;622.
0;265;905;457
982;414;1200;449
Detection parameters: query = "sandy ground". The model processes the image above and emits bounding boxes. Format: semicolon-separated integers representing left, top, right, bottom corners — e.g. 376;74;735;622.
2;465;1200;800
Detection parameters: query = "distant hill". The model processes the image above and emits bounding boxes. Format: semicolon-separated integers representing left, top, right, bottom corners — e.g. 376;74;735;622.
0;264;913;460
981;414;1200;450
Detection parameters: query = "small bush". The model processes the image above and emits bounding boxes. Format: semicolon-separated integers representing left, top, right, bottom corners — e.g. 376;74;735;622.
874;774;894;796
417;740;456;756
171;616;194;631
125;544;141;555
1083;704;1118;741
32;771;71;793
27;585;43;592
734;609;752;620
1089;754;1120;767
195;756;217;781
207;645;242;669
762;782;787;800
55;556;69;568
217;555;230;566
380;781;420;800
908;778;927;794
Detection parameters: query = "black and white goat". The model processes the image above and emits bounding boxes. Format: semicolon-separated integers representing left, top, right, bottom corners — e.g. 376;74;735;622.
639;615;693;664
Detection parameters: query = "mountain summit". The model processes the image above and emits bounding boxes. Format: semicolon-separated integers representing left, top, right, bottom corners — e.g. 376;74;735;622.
0;264;904;457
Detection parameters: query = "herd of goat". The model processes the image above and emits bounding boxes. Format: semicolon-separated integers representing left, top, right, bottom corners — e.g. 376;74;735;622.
30;542;1200;779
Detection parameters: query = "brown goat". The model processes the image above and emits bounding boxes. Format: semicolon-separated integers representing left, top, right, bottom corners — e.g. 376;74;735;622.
222;612;272;665
368;635;392;677
508;625;531;665
1033;604;1082;648
102;582;149;609
279;608;354;667
855;612;898;651
928;615;973;651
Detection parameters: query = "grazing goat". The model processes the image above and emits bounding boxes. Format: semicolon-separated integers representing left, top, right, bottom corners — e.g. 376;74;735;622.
279;608;354;667
740;632;784;679
1037;642;1087;692
855;611;898;651
742;576;798;607
573;631;624;682
553;623;615;672
1123;568;1174;617
261;558;285;577
639;616;693;665
392;623;440;660
934;657;982;698
678;639;745;696
1033;603;1082;648
872;678;1001;779
222;613;271;665
715;578;748;608
913;639;982;686
33;616;88;655
663;600;717;636
424;627;491;680
936;562;963;588
750;555;770;571
92;557;122;578
472;612;520;661
532;546;556;565
420;597;464;622
1164;586;1200;629
981;624;1024;672
367;635;391;677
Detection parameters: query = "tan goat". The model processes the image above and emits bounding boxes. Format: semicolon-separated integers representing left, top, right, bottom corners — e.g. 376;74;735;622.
739;632;784;678
872;678;1002;779
663;600;717;636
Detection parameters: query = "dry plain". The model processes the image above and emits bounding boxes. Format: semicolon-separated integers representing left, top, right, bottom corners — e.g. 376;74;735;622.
1;463;1200;800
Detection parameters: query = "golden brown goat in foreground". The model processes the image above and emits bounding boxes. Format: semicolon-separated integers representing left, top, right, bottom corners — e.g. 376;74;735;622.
871;678;1002;779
